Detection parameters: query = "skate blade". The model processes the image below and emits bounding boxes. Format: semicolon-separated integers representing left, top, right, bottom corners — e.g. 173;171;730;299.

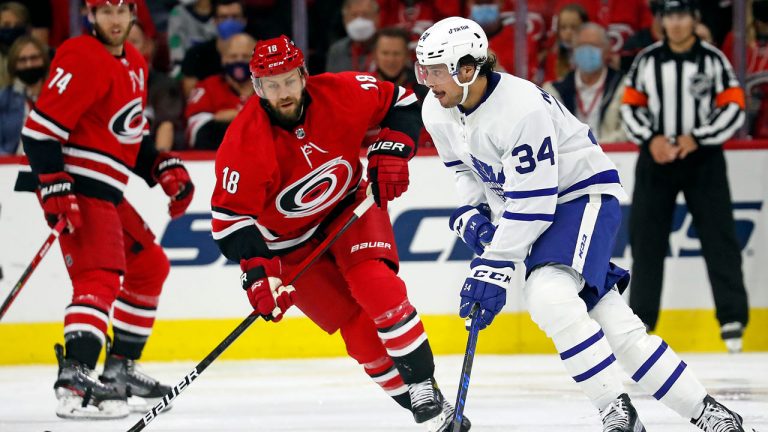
127;395;173;414
424;411;448;432
55;395;129;420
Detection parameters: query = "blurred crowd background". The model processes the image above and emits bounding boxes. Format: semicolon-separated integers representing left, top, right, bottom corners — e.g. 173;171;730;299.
1;0;766;155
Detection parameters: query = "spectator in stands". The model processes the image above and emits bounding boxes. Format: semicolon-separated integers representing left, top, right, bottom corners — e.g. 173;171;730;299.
181;0;246;96
185;33;255;150
128;22;185;152
543;23;626;143
377;0;462;51
0;1;30;88
551;0;653;56
15;0;51;46
543;3;588;83
467;0;539;80
168;0;217;78
326;0;380;73
372;27;420;93
0;35;49;155
723;0;768;138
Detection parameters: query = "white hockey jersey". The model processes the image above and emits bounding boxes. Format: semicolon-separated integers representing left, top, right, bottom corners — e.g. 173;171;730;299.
422;72;627;264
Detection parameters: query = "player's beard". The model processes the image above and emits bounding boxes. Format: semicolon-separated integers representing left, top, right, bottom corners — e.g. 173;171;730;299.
267;93;306;127
93;20;132;49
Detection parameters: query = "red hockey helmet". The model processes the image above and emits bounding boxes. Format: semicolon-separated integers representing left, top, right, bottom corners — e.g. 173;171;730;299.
249;35;305;79
85;0;136;7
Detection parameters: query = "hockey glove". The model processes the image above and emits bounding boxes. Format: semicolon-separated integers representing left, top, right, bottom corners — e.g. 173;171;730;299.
366;128;413;210
240;257;296;322
153;153;194;219
459;258;515;330
449;204;495;255
38;172;81;233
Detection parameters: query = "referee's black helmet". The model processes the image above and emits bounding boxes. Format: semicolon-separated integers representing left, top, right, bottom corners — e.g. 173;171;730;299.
660;0;699;16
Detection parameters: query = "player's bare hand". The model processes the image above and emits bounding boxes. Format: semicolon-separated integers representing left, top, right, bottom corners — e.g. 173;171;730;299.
649;135;678;165
676;135;698;159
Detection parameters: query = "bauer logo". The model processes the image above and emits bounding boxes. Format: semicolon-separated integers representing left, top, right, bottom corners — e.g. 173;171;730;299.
158;202;762;266
350;242;392;253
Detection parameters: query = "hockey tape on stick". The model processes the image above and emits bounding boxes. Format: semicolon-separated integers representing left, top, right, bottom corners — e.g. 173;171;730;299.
452;303;480;432
0;218;66;321
127;194;377;432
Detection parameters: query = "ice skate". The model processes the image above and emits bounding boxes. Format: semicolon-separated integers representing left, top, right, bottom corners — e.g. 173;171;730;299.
53;344;129;420
100;352;172;413
409;377;471;431
721;322;744;354
600;393;645;432
692;395;757;432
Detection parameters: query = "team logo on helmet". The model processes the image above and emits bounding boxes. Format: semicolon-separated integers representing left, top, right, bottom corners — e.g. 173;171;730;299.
276;157;354;218
109;97;146;144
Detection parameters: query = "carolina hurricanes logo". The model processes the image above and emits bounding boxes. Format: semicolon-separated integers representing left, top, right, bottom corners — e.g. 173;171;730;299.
109;97;146;144
276;157;354;218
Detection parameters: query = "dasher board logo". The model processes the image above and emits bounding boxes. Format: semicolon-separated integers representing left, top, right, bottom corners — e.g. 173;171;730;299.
109;97;146;144
276;157;353;218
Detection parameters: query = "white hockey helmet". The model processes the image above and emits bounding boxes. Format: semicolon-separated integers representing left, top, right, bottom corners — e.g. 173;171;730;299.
415;17;488;102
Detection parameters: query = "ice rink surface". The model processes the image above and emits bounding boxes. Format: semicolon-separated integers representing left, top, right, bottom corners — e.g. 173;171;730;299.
1;354;766;432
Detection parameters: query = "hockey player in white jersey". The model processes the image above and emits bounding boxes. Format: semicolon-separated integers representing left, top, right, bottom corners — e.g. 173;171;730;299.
417;17;758;432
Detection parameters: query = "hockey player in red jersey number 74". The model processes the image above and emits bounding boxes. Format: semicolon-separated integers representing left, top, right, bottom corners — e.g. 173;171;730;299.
210;35;470;432
15;0;194;420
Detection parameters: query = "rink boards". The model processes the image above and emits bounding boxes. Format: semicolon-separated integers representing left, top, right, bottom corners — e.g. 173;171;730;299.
1;144;767;364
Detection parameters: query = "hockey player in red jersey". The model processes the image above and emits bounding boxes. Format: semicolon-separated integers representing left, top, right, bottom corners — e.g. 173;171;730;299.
210;35;470;432
16;0;194;420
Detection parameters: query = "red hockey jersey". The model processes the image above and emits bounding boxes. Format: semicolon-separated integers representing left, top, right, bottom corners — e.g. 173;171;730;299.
211;72;416;253
22;35;149;201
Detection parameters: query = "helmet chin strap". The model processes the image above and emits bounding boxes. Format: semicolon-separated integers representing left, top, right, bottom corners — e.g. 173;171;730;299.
455;68;482;106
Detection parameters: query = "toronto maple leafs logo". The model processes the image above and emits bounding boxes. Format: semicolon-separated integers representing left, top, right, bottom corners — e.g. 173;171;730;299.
470;154;505;199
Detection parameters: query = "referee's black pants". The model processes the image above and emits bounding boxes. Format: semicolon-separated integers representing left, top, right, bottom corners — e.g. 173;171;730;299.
628;145;749;331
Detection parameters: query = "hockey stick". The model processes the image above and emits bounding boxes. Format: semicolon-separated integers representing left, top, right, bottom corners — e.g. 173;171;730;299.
127;194;376;432
0;218;67;321
452;303;481;432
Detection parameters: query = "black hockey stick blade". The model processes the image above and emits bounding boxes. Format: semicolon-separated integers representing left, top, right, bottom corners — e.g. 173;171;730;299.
452;303;480;432
127;194;376;432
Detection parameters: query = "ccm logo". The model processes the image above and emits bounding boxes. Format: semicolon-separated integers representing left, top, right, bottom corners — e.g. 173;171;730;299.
472;270;511;283
369;141;405;153
351;242;392;253
578;234;588;258
267;60;286;68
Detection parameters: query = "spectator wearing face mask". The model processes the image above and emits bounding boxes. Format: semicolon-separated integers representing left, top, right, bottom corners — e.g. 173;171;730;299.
543;3;589;83
168;0;218;78
326;0;380;73
0;1;30;88
185;33;255;150
0;35;49;155
377;0;461;52
181;0;247;96
543;23;627;143
467;0;539;80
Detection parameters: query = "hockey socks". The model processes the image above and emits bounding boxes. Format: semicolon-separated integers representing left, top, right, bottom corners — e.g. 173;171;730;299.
364;356;411;410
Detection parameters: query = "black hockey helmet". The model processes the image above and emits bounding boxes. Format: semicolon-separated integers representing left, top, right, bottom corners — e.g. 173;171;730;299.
659;0;699;16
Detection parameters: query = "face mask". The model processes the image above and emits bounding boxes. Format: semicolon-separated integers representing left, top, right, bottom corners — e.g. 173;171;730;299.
0;26;25;48
217;18;245;40
572;45;604;73
470;4;500;26
224;61;251;83
16;66;47;85
345;17;376;42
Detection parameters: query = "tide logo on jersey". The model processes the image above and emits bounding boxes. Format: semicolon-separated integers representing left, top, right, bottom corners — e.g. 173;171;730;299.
351;242;392;253
276;157;354;218
109;97;146;145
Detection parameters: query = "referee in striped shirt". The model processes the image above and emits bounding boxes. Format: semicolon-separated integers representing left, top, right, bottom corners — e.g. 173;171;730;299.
620;0;749;352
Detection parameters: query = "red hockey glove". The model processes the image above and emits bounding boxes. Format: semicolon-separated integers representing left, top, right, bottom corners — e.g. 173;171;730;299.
240;257;296;322
38;172;81;233
153;153;194;219
366;128;413;210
